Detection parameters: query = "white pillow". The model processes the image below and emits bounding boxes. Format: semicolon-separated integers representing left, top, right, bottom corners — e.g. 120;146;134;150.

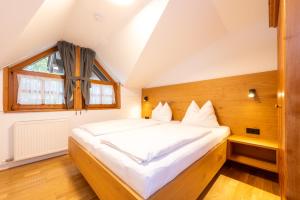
151;102;163;120
182;100;220;128
151;102;172;122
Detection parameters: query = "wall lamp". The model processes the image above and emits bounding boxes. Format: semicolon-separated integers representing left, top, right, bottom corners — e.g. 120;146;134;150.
143;96;149;102
143;96;150;119
248;89;256;98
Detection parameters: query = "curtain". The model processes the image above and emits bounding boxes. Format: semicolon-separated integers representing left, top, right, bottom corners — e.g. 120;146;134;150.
80;48;96;106
17;74;64;105
89;83;115;105
57;41;76;109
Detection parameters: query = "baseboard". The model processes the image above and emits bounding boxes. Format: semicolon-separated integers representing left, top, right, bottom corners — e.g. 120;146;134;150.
0;150;68;171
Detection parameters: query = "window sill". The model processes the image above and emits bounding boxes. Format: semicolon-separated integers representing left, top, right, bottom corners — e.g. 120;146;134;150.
4;108;69;113
85;106;121;110
3;106;121;113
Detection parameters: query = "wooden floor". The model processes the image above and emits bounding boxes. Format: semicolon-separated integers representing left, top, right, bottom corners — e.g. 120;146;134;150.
199;161;280;200
0;155;279;200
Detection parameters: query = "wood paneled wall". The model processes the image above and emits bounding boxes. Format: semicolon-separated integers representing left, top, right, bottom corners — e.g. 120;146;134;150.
277;0;286;198
142;71;278;140
277;0;300;199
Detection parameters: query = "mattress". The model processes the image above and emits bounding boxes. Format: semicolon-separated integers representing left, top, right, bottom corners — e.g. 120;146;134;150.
71;125;230;199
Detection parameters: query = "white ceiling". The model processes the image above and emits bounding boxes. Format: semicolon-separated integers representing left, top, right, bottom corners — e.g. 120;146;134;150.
0;0;277;88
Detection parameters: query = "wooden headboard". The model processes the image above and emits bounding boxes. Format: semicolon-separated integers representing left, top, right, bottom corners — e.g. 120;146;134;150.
142;71;278;140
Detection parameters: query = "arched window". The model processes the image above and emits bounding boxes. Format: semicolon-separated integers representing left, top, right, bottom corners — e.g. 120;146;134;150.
3;46;120;112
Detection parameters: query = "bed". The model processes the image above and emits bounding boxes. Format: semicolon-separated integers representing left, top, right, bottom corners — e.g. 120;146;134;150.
69;119;229;200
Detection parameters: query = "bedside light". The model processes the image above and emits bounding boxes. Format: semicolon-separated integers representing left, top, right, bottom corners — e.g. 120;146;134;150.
143;96;149;102
248;89;256;98
143;96;151;119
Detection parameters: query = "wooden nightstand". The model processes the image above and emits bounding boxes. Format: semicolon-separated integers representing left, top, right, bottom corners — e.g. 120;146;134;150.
227;135;279;173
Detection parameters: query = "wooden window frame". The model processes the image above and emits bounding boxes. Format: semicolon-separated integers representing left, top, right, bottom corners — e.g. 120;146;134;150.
3;46;120;112
85;60;121;110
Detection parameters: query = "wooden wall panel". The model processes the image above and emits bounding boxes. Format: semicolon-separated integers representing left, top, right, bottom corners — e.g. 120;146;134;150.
277;0;286;198
278;0;300;199
142;71;278;140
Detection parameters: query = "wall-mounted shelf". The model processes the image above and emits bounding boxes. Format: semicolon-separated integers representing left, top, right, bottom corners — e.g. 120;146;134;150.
227;135;278;173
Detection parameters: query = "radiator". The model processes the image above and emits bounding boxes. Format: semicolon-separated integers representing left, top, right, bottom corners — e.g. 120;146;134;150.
13;119;69;161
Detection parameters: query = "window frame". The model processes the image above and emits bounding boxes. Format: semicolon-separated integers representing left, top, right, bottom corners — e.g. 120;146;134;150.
86;60;120;109
3;46;120;112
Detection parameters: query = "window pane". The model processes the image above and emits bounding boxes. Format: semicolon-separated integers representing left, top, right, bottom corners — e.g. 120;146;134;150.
90;65;109;81
102;85;114;95
44;79;65;104
17;75;43;104
89;84;102;104
17;74;64;105
102;96;114;105
24;51;64;75
89;83;115;105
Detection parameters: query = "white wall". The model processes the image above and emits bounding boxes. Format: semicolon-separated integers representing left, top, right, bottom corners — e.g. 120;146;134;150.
123;0;278;88
147;22;277;87
0;69;141;165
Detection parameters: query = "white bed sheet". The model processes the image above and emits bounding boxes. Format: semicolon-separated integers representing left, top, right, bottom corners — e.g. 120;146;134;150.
100;123;212;164
80;118;165;136
71;126;230;199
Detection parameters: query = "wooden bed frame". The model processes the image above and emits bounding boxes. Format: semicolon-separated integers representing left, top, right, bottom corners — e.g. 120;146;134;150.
69;137;227;200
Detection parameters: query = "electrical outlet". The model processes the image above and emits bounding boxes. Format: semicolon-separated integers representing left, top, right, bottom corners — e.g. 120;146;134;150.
246;128;260;135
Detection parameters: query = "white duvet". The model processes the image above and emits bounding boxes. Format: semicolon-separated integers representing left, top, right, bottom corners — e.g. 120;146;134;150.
80;119;163;136
71;126;230;199
100;123;212;164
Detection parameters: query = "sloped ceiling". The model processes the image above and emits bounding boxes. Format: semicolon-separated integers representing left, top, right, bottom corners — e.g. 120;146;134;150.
0;0;276;88
144;0;277;87
0;0;74;68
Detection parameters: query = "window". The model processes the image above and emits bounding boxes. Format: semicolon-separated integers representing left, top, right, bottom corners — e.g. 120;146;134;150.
17;74;64;105
90;84;115;105
24;51;64;75
17;51;65;106
3;46;120;112
3;47;66;111
87;61;119;109
90;64;109;81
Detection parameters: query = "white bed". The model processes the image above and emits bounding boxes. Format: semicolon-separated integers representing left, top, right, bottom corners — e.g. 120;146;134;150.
71;122;229;199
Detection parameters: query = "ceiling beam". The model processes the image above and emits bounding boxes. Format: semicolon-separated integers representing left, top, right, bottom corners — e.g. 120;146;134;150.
269;0;280;27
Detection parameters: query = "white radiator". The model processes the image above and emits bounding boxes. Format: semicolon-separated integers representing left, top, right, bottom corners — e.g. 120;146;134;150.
13;119;69;161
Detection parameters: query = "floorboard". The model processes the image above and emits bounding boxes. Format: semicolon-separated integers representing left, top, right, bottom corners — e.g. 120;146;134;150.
0;156;279;200
199;161;279;200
